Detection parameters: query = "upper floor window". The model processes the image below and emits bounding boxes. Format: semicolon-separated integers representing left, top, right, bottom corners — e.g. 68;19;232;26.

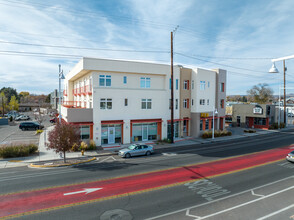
184;80;189;90
183;99;189;108
125;98;128;106
200;99;205;105
207;99;210;105
192;80;194;89
141;99;152;109
220;83;225;92
123;76;127;84
220;99;225;108
200;81;205;90
100;98;112;109
176;79;179;90
176;99;178;109
99;75;111;87
140;77;150;88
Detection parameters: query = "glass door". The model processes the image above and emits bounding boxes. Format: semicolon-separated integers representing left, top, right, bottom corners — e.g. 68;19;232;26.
142;125;148;141
108;127;115;144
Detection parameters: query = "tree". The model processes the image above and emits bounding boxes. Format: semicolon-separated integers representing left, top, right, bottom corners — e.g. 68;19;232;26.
45;93;51;103
19;91;30;103
247;83;273;104
8;95;19;111
0;92;8;116
47;123;81;163
0;87;18;103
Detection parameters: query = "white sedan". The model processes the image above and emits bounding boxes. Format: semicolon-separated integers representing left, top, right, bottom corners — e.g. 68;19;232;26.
15;115;30;121
286;151;294;162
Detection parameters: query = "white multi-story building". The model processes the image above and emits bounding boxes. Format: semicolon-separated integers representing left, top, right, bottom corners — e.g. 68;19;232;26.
61;57;226;146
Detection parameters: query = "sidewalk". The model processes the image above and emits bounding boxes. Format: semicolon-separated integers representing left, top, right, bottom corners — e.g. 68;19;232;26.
0;126;293;168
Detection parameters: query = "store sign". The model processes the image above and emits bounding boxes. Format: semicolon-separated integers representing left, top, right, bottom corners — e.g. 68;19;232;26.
253;107;263;114
200;113;209;118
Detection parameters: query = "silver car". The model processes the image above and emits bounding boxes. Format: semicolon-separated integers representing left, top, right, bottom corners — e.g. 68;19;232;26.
286;151;294;162
118;144;154;158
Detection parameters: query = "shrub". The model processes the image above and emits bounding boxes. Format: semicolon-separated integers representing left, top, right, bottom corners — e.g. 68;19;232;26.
80;142;88;151
36;129;43;134
71;143;79;152
248;130;256;133
0;144;38;158
88;140;97;150
202;129;232;139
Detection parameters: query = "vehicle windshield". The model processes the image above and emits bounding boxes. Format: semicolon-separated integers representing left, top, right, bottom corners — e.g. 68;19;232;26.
128;145;137;150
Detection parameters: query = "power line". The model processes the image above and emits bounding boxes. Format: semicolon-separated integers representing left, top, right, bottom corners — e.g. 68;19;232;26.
0;40;169;53
175;52;269;74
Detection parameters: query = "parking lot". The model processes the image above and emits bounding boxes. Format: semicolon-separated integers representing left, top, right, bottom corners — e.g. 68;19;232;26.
0;111;53;146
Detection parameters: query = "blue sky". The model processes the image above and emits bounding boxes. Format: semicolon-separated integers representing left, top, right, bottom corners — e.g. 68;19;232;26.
0;0;293;95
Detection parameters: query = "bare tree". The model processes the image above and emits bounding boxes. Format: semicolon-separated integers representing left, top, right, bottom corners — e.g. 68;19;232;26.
247;83;273;104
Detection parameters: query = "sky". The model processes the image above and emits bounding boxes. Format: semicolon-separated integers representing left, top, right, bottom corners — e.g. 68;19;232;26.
0;0;293;95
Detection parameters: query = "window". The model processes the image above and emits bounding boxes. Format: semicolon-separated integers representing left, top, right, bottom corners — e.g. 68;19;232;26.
184;80;189;90
200;120;203;131
183;99;189;108
140;77;150;88
200;99;205;105
205;119;209;129
176;79;179;90
183;120;187;132
100;98;112;109
176;99;178;109
192;99;194;106
207;99;209;105
200;81;205;90
208;81;210;88
123;76;127;84
169;78;171;89
220;99;224;108
125;98;128;106
192;80;194;89
141;99;152;109
220;83;225;92
99;75;111;87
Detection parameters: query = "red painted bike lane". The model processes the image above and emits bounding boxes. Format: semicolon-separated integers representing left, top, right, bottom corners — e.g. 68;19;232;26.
0;146;292;218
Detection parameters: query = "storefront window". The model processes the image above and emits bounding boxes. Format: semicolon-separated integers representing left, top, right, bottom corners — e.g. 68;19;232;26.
200;120;203;131
80;126;90;140
101;124;122;144
132;123;157;142
205;119;209;130
167;121;179;139
254;118;266;125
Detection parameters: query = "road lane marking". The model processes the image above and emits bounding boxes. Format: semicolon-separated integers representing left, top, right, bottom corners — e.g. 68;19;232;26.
147;175;294;220
257;204;294;220
64;188;102;196
251;190;264;197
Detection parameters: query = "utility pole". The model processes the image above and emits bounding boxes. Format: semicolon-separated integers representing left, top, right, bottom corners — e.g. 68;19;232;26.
170;26;179;144
170;31;174;143
283;60;286;124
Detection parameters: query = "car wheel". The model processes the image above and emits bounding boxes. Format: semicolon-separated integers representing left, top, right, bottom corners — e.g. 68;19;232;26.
21;127;25;131
146;151;151;156
125;153;131;158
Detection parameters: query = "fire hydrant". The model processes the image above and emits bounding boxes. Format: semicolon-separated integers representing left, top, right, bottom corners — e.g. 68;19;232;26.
81;149;84;156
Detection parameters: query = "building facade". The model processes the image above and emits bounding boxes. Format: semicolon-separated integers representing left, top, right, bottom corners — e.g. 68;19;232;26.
231;104;282;129
61;57;226;146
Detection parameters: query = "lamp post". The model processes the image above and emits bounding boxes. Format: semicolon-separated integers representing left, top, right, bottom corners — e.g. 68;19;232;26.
58;64;65;124
212;106;218;139
269;54;294;125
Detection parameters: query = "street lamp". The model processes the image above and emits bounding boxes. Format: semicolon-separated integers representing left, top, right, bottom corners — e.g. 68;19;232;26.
212;107;218;139
269;54;294;125
58;64;65;124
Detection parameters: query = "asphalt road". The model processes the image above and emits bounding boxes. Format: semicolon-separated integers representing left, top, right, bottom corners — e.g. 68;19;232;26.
1;130;294;220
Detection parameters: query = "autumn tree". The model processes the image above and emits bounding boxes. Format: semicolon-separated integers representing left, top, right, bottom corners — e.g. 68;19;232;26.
8;95;19;111
0;87;18;103
0;92;8;116
247;83;273;104
19;91;30;103
47;123;81;163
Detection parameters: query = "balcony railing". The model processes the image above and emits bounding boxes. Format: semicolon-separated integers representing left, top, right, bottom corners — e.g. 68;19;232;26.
73;89;77;96
63;90;67;96
84;85;92;95
62;101;87;108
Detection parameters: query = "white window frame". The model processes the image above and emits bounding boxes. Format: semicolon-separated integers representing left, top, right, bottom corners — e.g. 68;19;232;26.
184;80;188;90
99;75;111;87
141;99;152;109
100;98;112;109
140;77;151;88
200;81;205;90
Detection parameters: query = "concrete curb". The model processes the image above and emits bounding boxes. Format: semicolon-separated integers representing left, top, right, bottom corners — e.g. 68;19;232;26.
28;157;97;168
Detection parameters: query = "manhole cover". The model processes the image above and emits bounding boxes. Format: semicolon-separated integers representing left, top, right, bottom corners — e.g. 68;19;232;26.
100;209;133;220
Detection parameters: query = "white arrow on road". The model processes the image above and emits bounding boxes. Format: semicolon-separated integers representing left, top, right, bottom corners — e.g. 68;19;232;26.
64;188;102;196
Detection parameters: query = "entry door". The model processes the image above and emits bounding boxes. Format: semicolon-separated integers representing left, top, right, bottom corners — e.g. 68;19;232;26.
108;127;115;144
142;125;148;141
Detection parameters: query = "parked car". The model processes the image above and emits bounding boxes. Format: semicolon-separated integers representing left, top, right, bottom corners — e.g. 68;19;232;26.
19;122;44;131
118;144;154;158
288;112;294;117
50;118;57;123
286;151;294;162
15;115;30;121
